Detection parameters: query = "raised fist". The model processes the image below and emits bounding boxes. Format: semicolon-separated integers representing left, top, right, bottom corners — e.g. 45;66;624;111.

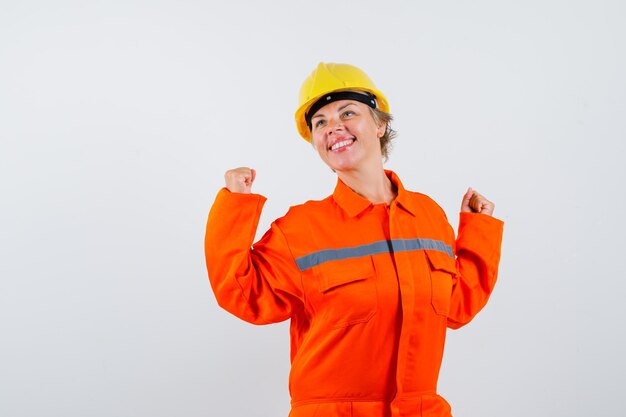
461;187;495;216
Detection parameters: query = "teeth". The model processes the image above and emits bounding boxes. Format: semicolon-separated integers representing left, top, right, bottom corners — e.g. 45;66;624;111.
330;139;353;151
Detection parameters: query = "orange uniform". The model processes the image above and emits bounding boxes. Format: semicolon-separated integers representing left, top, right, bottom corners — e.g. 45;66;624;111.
205;171;504;417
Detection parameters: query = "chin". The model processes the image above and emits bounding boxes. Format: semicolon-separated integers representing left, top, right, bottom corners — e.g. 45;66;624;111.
329;164;356;174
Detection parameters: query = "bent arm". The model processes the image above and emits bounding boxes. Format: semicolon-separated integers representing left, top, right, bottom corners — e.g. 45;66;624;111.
205;188;304;325
447;212;504;329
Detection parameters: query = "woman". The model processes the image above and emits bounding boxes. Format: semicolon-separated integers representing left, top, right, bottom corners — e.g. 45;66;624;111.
205;62;504;417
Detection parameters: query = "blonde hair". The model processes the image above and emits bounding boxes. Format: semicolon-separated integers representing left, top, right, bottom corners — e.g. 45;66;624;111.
369;108;396;161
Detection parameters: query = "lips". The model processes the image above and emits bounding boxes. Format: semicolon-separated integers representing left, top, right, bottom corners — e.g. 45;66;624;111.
328;137;356;151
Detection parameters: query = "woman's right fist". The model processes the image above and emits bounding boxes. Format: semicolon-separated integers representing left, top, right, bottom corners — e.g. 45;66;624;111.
224;167;256;194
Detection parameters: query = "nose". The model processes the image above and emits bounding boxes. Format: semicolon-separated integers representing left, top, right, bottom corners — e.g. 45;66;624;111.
325;117;344;135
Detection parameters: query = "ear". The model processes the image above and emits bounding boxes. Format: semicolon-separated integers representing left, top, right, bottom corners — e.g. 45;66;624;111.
376;122;386;138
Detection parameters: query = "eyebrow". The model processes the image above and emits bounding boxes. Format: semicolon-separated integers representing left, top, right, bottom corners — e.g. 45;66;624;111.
338;102;357;112
311;102;357;120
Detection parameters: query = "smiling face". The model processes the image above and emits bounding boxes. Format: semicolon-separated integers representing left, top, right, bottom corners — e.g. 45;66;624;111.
310;100;386;173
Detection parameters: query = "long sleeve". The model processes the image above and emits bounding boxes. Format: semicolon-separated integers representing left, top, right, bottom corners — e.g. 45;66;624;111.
204;188;304;325
447;212;504;329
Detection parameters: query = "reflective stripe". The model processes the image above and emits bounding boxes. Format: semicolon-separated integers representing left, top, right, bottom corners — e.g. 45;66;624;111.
295;238;453;271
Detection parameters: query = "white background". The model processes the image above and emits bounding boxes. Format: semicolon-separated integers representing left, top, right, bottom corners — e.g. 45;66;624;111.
1;1;624;416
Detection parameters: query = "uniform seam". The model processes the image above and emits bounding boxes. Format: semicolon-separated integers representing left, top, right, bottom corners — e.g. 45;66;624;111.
275;222;307;308
291;397;388;407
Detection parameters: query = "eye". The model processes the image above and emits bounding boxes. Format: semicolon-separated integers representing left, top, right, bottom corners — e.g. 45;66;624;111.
314;119;326;128
342;110;355;118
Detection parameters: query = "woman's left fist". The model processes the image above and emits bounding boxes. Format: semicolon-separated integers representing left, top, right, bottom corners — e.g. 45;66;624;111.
461;187;495;216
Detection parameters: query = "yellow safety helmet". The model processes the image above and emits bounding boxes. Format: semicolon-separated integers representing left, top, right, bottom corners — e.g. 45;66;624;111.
295;62;390;142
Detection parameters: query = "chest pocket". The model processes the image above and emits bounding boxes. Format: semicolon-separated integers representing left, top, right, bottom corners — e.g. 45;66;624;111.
425;250;456;317
314;256;378;329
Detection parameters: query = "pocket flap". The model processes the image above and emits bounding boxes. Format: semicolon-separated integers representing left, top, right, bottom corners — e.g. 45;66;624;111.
425;250;457;275
317;257;375;293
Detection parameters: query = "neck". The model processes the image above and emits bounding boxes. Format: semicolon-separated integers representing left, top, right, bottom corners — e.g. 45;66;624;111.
337;168;397;205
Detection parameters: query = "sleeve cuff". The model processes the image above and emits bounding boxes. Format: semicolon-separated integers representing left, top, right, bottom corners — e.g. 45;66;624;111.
213;187;268;209
208;188;268;245
457;212;504;257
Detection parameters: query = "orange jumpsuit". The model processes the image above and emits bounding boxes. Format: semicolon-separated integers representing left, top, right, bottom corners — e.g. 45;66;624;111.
205;171;503;417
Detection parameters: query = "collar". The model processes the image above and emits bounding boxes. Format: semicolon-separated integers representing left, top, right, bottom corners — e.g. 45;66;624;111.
332;170;419;218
